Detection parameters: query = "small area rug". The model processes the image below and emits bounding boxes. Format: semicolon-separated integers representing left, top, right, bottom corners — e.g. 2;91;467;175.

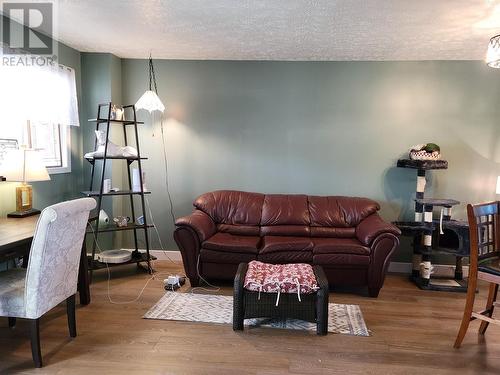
144;292;369;336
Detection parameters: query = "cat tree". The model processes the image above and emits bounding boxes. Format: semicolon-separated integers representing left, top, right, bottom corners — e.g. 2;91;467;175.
394;158;470;292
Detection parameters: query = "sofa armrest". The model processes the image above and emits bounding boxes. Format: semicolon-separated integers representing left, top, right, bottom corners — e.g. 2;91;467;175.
175;210;216;243
174;210;216;287
356;214;401;246
367;233;400;297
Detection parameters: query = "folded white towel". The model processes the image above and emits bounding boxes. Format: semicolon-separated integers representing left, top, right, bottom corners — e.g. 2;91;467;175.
84;130;138;159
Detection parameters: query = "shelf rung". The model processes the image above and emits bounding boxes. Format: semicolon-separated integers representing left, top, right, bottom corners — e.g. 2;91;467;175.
82;190;151;197
88;118;144;125
86;223;154;233
85;156;147;160
87;252;156;270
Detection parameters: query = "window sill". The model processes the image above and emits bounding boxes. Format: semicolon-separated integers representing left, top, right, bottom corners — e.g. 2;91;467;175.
47;165;71;175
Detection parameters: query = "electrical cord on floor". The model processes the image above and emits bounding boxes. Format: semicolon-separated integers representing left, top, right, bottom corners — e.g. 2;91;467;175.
86;222;172;304
190;253;221;294
88;204;220;298
145;196;220;293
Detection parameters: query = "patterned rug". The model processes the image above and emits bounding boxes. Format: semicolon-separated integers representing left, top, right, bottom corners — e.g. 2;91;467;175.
144;292;370;336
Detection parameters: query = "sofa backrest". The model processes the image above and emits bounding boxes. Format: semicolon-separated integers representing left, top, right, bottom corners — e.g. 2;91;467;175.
193;190;380;238
194;190;264;236
308;196;379;237
261;194;310;236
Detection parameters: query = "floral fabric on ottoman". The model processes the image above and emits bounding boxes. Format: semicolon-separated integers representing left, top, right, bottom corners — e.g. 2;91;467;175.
243;261;319;305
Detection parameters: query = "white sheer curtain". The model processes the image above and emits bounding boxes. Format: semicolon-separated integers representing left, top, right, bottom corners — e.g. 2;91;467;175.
0;63;79;126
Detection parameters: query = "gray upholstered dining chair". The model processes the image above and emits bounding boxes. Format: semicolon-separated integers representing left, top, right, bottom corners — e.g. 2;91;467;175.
0;198;96;367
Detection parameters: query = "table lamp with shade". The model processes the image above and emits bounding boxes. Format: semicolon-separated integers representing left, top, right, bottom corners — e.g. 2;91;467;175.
0;148;50;218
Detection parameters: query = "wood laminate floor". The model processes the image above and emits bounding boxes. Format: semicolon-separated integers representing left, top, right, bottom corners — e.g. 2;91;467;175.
1;261;499;374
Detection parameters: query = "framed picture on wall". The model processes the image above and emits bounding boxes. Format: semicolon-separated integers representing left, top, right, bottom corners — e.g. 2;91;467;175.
0;138;19;163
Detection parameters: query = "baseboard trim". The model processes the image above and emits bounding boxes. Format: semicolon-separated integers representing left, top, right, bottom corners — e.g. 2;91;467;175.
150;250;183;262
388;262;413;274
123;249;468;278
388;261;469;278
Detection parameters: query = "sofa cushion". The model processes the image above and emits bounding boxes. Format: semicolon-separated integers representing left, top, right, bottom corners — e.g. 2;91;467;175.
261;194;310;226
308;196;380;227
260;236;313;253
200;249;257;264
260;225;310;237
313;238;370;255
217;223;260;236
202;232;261;254
244;261;319;295
258;251;313;264
310;227;355;238
194;190;264;225
313;253;370;266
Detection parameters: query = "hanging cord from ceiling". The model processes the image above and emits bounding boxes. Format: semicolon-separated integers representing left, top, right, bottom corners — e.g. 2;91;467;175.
148;53;176;227
148;55;218;292
160;118;177;227
148;53;158;92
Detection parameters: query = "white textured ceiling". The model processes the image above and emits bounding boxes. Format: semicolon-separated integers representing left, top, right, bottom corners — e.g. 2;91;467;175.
13;0;500;60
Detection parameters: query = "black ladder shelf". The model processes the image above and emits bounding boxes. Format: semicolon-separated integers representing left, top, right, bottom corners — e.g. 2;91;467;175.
84;103;155;278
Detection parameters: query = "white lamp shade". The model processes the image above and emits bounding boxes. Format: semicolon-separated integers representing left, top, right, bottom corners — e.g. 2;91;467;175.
135;90;165;113
496;176;500;194
486;35;500;68
0;149;50;183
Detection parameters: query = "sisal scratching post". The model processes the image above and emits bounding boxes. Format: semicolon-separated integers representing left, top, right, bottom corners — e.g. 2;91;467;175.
412;169;426;280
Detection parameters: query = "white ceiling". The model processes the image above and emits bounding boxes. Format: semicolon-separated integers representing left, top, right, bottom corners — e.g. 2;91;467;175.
12;0;500;60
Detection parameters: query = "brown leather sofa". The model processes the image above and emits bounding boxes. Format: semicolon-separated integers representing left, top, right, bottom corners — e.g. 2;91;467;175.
174;190;401;297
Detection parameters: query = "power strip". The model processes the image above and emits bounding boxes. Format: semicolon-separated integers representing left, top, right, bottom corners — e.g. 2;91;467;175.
164;275;186;291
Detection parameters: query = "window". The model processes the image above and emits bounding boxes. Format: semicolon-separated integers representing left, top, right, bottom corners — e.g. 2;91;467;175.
0;63;78;174
0;122;71;174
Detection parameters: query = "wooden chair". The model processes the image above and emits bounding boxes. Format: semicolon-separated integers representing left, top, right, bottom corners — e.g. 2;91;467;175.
454;201;500;348
0;198;96;367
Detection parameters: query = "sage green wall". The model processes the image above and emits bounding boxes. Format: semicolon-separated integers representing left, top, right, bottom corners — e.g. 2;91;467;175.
120;60;500;262
80;53;125;248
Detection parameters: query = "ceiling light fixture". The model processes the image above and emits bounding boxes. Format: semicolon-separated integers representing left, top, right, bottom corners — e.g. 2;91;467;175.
135;54;165;113
486;34;500;68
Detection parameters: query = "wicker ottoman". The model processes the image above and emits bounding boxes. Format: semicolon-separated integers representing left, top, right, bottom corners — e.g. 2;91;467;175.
232;262;329;335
